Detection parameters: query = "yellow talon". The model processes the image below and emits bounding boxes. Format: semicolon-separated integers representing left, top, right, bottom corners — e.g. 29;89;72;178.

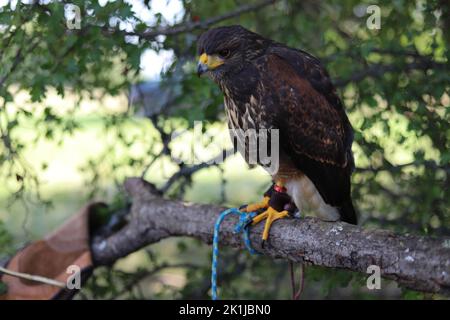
242;196;270;212
243;180;290;246
251;210;268;224
252;207;289;243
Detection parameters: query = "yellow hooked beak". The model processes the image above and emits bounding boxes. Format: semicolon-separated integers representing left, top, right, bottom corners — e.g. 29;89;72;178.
197;53;224;76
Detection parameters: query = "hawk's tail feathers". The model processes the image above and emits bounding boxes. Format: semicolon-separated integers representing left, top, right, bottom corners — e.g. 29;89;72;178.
339;199;358;225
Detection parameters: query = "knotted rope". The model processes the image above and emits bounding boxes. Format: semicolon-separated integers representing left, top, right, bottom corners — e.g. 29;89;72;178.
211;208;260;300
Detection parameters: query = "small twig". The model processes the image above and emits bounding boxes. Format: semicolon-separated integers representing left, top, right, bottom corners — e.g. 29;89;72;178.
0;266;66;288
140;150;163;179
113;262;200;299
356;160;450;174
334;59;447;87
0;39;40;88
124;0;277;40
161;148;235;193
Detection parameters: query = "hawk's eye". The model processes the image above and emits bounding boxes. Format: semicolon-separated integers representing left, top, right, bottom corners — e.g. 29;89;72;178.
218;49;230;58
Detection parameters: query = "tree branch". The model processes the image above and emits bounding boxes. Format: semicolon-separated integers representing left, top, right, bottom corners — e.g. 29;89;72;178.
91;178;450;295
0;266;66;288
161;148;234;193
356;160;450;174
121;0;276;40
0;40;40;88
334;59;447;87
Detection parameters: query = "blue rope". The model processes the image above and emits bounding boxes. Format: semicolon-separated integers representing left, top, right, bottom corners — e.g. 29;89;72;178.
211;208;260;300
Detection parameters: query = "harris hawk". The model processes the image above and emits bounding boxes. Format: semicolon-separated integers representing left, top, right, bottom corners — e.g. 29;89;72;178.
197;25;357;246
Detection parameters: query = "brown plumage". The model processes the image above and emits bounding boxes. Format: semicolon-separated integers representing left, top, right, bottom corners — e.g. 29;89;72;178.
197;25;357;225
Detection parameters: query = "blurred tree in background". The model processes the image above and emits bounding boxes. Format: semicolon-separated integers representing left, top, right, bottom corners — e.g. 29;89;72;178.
0;0;449;299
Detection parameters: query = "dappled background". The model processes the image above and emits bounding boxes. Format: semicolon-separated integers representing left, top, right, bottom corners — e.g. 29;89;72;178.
0;0;449;299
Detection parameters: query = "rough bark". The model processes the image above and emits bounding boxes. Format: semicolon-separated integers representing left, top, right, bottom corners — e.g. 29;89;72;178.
91;178;450;295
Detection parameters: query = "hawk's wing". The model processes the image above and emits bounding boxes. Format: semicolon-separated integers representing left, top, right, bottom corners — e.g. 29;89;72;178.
260;46;356;222
266;46;354;167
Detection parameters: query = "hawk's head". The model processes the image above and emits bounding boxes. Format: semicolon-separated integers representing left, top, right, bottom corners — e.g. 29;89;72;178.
197;25;270;81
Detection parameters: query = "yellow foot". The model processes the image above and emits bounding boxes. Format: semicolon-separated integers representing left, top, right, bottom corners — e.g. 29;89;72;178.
251;206;289;248
241;196;270;213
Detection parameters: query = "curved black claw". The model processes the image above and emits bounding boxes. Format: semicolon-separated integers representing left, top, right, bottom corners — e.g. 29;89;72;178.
261;240;266;249
290;209;302;219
